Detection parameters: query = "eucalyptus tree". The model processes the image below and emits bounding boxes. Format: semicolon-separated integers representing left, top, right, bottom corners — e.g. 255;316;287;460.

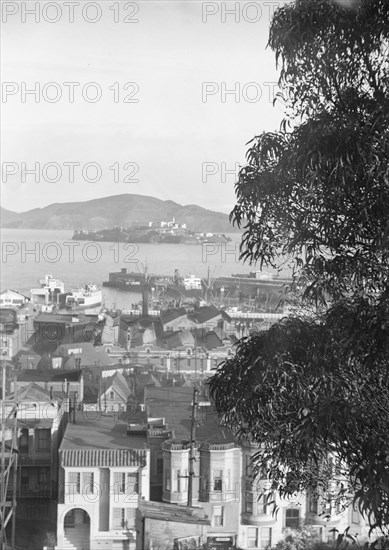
209;0;389;531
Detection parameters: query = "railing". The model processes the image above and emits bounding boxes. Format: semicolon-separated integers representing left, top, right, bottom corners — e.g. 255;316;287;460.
19;482;57;500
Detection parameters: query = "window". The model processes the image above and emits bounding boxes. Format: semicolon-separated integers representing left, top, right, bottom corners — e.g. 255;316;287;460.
127;472;139;494
110;390;115;400
213;470;223;492
113;508;125;529
38;468;49;485
256;493;273;515
213;505;224;526
225;469;231;490
260;528;272;549
19;429;29;453
82;472;94;494
113;508;136;530
285;509;300;529
165;469;171;491
114;472;139;494
114;472;126;493
175;470;181;492
352;504;359;524
245;492;254;514
126;507;136;527
309;494;319;514
175;470;188;492
36;429;50;452
247;527;258;548
68;472;80;494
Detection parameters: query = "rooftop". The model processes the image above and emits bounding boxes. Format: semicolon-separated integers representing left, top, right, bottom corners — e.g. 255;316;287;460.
34;313;97;326
54;342;114;367
17;369;82;383
60;412;147;452
160;308;187;325
140;500;210;525
145;386;235;445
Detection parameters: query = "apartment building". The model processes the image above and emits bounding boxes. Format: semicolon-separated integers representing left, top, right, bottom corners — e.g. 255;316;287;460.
1;383;69;522
49;378;372;550
143;385;370;550
238;443;370;548
143;385;242;548
55;412;150;550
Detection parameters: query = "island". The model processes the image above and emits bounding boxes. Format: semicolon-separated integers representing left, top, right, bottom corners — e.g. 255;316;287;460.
72;220;231;245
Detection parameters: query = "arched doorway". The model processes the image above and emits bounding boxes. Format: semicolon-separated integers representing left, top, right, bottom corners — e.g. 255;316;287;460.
64;508;90;550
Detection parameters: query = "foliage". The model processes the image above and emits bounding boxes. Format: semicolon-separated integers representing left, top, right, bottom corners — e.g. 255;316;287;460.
209;0;389;532
273;526;333;550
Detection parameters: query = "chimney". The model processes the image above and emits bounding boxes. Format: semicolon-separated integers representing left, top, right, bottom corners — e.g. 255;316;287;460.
142;287;149;317
73;392;77;423
121;268;127;274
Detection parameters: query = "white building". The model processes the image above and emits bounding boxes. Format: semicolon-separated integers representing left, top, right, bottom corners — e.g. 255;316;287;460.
0;289;29;307
55;413;150;550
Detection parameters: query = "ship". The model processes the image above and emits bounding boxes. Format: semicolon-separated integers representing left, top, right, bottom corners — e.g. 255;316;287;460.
65;284;102;309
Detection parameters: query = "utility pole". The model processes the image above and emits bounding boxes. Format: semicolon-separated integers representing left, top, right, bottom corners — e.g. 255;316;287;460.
187;386;199;507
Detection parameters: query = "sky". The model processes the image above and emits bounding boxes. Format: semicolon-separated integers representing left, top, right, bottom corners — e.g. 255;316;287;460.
1;0;286;214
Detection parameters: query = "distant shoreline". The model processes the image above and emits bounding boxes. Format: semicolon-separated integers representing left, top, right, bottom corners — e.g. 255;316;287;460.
72;228;232;245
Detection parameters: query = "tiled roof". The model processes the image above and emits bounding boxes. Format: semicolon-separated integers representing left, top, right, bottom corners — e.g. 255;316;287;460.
61;448;147;467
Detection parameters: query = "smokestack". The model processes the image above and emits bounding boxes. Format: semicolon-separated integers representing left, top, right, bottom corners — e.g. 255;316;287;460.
142;287;149;317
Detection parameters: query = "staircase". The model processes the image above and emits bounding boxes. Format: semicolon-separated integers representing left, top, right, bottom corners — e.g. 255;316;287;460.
63;526;90;550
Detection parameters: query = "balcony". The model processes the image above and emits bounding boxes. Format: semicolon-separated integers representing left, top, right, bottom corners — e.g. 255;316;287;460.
19;482;57;500
18;452;51;465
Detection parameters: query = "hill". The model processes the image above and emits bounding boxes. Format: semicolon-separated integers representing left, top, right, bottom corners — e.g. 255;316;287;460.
0;194;237;233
